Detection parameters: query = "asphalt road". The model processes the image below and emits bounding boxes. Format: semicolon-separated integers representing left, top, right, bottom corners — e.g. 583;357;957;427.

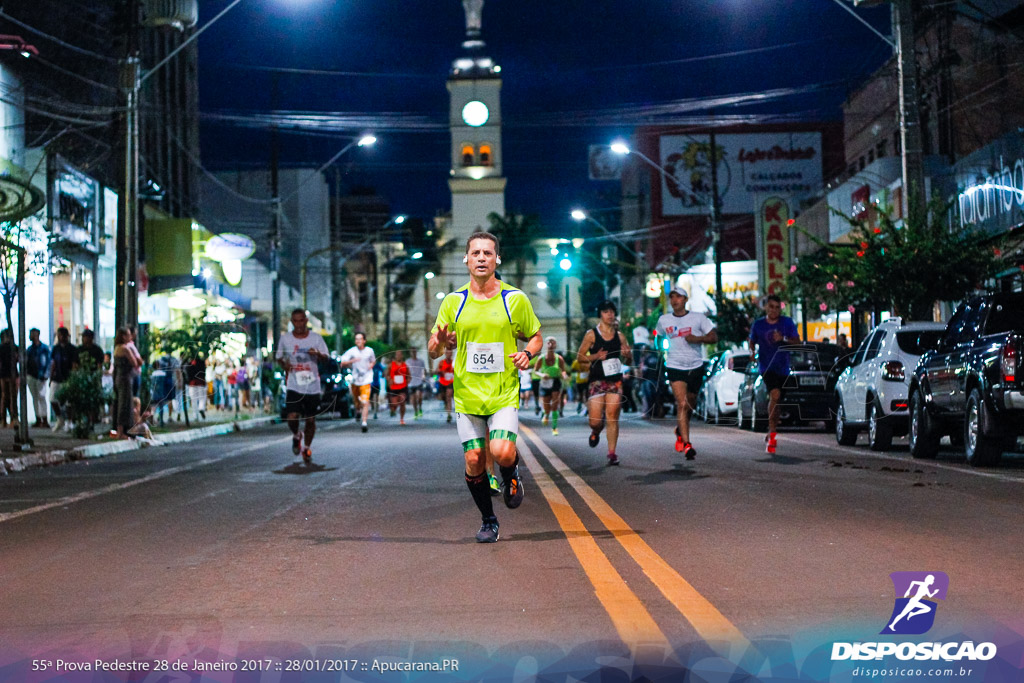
1;406;1022;681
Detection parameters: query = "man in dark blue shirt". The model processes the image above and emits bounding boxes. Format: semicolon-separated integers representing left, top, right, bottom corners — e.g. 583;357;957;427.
749;295;800;453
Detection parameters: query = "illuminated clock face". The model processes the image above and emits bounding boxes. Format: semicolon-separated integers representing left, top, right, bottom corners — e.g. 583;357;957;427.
461;100;489;127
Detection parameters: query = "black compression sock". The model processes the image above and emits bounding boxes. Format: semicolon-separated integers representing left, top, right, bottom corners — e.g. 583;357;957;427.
498;451;520;484
465;472;495;519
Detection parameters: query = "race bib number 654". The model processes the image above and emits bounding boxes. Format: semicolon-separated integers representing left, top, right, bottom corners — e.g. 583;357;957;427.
466;342;504;373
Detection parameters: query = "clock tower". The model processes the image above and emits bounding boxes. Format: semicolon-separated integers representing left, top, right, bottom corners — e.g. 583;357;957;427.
448;0;505;242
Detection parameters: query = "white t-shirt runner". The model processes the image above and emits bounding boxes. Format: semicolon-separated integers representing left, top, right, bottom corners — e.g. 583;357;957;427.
276;331;329;395
405;356;427;388
341;345;376;386
655;311;715;371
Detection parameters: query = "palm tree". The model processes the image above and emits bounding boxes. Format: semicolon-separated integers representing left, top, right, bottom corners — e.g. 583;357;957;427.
487;212;543;289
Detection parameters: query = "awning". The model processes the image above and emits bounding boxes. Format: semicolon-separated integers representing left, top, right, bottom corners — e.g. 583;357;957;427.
0;157;45;221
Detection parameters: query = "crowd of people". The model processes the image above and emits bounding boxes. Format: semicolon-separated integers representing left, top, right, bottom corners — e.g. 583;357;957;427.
6;325;277;442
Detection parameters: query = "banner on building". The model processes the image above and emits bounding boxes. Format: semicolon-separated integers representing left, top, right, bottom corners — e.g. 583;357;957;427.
658;133;822;216
755;196;792;297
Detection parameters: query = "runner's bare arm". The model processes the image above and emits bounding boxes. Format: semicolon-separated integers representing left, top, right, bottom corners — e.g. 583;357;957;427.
576;329;602;363
509;330;542;371
428;324;457;359
618;333;633;363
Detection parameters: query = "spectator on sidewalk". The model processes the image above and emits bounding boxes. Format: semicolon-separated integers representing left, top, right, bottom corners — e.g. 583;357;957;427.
112;327;142;439
77;329;105;371
0;329;19;428
27;328;50;428
49;327;78;432
183;354;208;421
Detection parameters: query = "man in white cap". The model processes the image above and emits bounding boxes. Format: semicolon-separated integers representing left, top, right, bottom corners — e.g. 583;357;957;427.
655;285;717;459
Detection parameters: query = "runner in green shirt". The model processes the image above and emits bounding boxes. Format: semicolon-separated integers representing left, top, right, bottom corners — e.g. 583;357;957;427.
428;231;542;543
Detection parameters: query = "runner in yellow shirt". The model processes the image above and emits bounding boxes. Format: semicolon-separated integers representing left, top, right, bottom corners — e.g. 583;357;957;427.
428;231;542;543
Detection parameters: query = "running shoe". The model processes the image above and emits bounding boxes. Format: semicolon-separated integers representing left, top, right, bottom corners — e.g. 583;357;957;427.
683;442;696;460
302;447;312;465
552;428;558;436
765;433;777;454
447;414;452;424
541;415;548;426
588;430;600;448
292;434;302;455
361;422;368;433
400;418;406;426
675;435;685;453
607;453;620;466
502;462;525;509
475;517;500;543
488;472;501;496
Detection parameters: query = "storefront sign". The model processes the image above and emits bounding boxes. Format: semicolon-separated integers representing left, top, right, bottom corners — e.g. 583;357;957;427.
756;197;791;296
659;132;822;216
49;156;100;253
955;131;1024;235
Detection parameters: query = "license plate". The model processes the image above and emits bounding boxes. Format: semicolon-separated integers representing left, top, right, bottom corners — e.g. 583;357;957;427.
800;376;826;387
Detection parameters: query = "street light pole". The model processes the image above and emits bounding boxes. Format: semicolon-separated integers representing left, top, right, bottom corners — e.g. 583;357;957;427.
565;283;571;353
708;130;723;314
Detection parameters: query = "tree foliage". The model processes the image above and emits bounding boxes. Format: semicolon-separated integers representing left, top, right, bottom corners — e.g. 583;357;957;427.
487;212;542;289
787;197;1003;320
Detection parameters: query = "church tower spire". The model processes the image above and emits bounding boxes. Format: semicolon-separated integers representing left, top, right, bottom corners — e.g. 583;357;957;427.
447;0;505;242
462;0;485;49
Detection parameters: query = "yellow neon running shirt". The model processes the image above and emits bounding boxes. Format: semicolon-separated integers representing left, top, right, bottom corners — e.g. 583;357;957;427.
432;282;541;415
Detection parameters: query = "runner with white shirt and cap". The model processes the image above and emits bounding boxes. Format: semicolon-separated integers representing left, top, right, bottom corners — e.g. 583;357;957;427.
655;285;717;459
340;332;376;432
275;309;329;464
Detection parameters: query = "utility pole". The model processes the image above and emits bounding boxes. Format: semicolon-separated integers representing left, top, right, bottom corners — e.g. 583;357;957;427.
893;0;926;222
270;76;281;352
116;0;141;332
564;283;571;353
709;130;723;315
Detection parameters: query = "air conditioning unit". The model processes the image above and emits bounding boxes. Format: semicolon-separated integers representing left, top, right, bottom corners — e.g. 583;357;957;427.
143;0;198;31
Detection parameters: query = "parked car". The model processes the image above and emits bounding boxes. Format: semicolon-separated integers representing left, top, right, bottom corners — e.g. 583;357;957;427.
319;357;353;419
908;292;1024;466
737;342;842;431
833;319;946;450
697;349;751;424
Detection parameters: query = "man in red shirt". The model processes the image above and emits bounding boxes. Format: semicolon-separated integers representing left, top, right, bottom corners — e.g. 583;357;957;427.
436;347;455;423
386;349;410;425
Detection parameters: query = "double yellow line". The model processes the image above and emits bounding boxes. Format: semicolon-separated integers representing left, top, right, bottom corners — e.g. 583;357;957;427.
518;425;750;658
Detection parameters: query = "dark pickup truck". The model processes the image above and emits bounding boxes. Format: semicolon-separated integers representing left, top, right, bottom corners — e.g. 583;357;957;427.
908;292;1024;466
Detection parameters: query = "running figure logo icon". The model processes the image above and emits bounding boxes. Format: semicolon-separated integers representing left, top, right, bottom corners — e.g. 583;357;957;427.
881;571;949;635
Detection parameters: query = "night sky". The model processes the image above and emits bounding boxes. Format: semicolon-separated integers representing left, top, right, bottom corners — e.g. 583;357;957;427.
197;0;892;229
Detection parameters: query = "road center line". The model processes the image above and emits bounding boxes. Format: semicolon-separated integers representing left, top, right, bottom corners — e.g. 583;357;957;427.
0;438;283;525
516;439;671;654
521;426;750;653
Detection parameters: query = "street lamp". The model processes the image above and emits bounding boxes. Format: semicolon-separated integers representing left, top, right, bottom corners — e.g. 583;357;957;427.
610;140;723;314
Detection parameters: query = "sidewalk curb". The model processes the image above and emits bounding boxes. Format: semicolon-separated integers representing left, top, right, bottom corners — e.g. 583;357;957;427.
1;416;279;476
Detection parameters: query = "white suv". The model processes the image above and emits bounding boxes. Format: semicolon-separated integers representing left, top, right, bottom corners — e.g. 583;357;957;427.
834;319;946;451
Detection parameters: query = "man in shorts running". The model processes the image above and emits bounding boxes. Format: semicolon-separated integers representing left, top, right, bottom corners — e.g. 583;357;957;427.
749;294;800;454
386;349;409;425
655;286;717;459
429;231;542;543
276;309;329;464
406;347;427;419
436;348;455;423
341;332;375;432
